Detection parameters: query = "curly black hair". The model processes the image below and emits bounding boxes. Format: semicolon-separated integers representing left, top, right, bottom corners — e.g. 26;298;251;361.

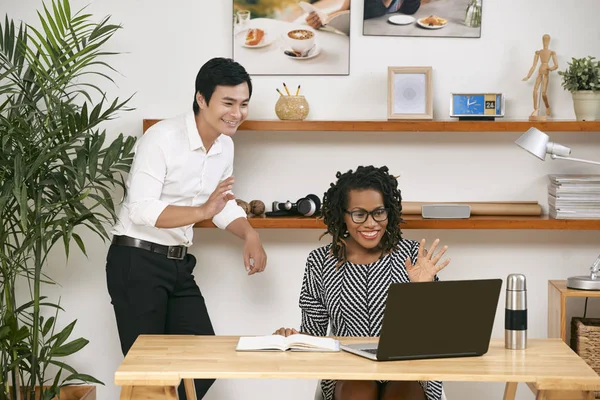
320;165;404;265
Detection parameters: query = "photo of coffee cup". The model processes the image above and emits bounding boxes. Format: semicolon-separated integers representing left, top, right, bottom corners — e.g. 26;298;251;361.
286;28;315;54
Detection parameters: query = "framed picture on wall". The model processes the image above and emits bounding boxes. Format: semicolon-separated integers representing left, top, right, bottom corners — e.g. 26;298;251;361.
387;66;433;120
232;0;350;76
363;0;482;38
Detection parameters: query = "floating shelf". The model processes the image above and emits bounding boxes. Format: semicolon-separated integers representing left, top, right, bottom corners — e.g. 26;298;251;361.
194;215;600;230
144;118;600;231
143;119;600;133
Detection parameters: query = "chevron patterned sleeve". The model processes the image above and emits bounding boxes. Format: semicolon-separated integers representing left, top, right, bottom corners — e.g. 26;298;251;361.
410;240;419;266
299;250;329;337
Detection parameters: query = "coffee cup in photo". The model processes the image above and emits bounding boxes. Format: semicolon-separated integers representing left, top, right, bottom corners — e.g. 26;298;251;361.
286;28;315;54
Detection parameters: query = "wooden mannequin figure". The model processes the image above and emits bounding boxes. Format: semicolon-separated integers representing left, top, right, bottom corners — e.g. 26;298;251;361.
522;34;559;121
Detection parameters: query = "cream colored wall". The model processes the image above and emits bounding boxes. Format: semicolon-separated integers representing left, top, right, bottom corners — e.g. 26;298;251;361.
6;0;600;399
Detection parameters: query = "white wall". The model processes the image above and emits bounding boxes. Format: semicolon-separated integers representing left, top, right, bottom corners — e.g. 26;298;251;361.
6;0;600;399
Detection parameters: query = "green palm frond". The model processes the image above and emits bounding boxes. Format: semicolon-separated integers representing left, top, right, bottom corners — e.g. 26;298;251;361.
0;1;136;398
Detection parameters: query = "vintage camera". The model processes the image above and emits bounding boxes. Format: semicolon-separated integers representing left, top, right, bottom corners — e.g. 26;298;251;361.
267;194;321;217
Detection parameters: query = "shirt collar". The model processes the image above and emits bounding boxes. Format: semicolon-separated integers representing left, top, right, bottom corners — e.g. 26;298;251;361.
185;110;222;155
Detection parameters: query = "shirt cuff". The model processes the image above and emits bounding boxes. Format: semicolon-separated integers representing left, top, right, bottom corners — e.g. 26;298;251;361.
212;199;247;229
129;199;169;227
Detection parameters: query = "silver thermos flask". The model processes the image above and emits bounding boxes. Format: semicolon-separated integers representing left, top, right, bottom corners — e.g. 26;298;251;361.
505;274;527;349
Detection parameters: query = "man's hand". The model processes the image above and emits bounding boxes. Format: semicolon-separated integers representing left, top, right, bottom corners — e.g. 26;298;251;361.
244;232;267;275
305;11;323;29
199;176;235;220
273;327;298;336
405;238;450;282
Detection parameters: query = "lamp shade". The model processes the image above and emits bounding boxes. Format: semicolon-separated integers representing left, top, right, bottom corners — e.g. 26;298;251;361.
514;127;549;160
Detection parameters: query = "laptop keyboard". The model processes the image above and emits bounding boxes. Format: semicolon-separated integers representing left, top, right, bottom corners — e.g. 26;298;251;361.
363;348;378;354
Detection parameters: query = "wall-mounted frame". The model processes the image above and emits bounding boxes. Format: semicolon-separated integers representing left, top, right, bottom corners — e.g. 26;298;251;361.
363;0;482;39
387;66;433;120
232;0;351;76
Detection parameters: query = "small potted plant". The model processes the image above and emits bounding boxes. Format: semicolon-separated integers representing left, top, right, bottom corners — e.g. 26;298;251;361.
558;56;600;121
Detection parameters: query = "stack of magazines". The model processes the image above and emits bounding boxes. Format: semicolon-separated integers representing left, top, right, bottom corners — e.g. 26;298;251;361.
548;174;600;219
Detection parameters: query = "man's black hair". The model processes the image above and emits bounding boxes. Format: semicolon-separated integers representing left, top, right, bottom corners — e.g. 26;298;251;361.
193;57;252;114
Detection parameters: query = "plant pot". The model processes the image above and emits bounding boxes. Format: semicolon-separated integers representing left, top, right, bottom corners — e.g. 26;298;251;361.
275;95;309;121
572;90;600;121
10;385;96;400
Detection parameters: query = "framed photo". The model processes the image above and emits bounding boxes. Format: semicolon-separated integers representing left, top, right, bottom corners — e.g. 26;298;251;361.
387;66;433;120
363;0;482;39
232;0;350;76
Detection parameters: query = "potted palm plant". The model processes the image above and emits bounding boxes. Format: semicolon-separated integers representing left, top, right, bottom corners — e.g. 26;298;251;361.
558;55;600;121
0;0;136;399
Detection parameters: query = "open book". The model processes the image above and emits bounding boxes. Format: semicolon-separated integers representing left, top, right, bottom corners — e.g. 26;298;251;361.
236;334;340;352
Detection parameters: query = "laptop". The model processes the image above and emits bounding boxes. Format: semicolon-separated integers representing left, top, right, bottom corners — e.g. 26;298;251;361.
340;279;502;361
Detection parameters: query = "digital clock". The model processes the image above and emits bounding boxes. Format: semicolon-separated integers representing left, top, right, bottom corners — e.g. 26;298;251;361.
450;93;505;120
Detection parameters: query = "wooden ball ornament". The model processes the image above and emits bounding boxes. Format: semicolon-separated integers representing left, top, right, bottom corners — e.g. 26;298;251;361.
249;200;266;217
236;199;250;215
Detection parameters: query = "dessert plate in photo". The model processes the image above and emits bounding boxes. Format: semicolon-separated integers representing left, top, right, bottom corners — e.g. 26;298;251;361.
388;15;415;25
416;15;447;29
236;28;274;48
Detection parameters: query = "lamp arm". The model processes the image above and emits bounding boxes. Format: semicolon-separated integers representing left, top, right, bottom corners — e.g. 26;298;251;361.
590;254;600;280
550;154;600;166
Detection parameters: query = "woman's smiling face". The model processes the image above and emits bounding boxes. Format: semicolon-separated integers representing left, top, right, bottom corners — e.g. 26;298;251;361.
343;189;389;251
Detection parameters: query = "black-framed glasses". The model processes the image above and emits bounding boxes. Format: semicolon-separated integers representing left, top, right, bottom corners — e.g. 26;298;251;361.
344;208;389;224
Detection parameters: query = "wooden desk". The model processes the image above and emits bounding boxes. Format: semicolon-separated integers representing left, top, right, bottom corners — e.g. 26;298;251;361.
115;336;600;400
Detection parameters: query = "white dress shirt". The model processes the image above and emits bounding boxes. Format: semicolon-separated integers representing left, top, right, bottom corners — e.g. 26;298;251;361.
111;110;247;246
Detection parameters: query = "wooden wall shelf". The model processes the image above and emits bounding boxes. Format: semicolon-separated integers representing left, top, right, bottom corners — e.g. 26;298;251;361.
195;215;600;230
143;118;599;231
143;119;600;133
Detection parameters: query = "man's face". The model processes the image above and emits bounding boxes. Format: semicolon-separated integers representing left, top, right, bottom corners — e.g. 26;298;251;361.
196;82;250;137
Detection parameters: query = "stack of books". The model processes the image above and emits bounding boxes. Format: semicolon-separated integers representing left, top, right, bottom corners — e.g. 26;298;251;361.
548;174;600;219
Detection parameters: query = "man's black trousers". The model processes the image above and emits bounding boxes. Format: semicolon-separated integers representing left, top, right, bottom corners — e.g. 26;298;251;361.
106;243;215;399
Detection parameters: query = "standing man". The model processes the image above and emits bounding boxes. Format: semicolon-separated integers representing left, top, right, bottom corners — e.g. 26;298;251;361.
106;57;267;399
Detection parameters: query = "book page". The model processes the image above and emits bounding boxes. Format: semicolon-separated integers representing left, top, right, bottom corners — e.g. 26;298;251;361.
297;1;328;23
285;334;340;352
324;11;350;36
236;335;286;351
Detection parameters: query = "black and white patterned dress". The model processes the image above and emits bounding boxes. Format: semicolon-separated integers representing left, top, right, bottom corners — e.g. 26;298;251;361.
299;239;443;400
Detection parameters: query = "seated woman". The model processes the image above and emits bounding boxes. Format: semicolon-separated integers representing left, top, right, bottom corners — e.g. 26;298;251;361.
274;165;450;400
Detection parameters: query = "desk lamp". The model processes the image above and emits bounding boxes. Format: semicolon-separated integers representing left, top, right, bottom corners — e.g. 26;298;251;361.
515;127;600;290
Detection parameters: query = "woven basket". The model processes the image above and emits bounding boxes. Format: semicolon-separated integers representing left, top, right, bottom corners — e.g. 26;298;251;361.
570;317;600;398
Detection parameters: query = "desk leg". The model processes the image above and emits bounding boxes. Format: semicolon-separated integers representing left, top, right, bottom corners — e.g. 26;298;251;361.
183;379;197;400
503;382;518;400
119;386;133;400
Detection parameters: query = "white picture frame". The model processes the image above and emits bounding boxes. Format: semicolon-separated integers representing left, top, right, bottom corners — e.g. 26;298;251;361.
387;66;433;120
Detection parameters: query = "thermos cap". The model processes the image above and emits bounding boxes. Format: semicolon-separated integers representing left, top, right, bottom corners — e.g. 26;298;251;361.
507;273;526;291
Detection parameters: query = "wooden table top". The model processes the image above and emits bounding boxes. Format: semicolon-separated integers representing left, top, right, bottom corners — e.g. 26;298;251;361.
114;336;600;391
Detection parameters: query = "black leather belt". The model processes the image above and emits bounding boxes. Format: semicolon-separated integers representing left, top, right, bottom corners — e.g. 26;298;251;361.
111;235;188;260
